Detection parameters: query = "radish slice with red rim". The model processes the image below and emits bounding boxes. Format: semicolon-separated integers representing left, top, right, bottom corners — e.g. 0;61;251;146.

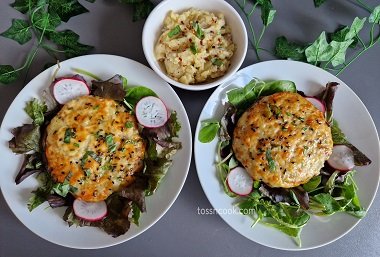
227;166;253;196
327;144;355;172
52;76;90;104
135;96;168;128
73;199;107;221
305;97;326;113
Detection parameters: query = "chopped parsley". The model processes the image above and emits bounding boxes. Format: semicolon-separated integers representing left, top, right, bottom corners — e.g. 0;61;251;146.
105;134;117;153
265;149;276;172
192;22;204;39
168;25;181;38
81;151;101;167
190;42;198;54
125;121;133;128
64;128;75;144
212;58;223;66
101;162;112;171
84;169;91;177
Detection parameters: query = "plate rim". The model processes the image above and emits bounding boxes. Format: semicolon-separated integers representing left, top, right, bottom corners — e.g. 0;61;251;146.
0;54;193;249
194;59;380;251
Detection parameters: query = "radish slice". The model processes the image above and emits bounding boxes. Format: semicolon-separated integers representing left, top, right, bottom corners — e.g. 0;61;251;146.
135;96;168;128
73;199;107;221
327;145;355;172
52;76;90;104
227;167;253;196
305;97;326;113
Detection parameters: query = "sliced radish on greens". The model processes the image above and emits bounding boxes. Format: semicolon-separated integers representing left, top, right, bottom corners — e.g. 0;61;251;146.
73;199;107;221
327;144;355;172
52;76;90;104
305;97;326;113
227;166;253;196
135;96;168;128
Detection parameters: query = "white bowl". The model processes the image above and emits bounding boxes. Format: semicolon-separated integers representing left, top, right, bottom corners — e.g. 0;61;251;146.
142;0;248;91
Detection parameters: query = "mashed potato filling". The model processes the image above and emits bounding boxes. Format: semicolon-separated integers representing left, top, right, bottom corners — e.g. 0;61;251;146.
155;9;235;84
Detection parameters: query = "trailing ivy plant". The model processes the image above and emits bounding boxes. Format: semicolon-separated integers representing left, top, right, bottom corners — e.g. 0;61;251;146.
233;0;276;61
0;0;94;84
118;0;154;21
275;3;380;75
0;0;154;85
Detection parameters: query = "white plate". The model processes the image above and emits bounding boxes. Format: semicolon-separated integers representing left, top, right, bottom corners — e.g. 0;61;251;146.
194;60;380;250
0;54;192;249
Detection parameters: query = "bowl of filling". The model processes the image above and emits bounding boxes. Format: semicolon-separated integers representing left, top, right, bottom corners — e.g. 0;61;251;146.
142;0;248;91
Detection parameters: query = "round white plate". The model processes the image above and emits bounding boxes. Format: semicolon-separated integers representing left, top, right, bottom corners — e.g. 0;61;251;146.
0;54;192;249
194;60;380;250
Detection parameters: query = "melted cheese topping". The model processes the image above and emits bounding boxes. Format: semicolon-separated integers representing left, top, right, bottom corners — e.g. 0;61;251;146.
232;92;333;188
45;95;145;201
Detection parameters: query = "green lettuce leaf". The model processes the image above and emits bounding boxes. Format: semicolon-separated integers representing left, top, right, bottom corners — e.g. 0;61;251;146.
227;79;296;110
9;124;41;154
24;98;48;125
124;86;157;107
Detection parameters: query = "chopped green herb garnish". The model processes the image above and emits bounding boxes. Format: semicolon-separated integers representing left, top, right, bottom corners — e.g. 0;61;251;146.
101;162;112;171
125;121;133;128
64;128;75;144
192;22;204;39
265;149;276;171
105;134;117;153
190;42;198;54
212;58;223;66
168;25;181;38
84;169;91;177
73;142;80;147
81;151;101;167
105;134;114;145
93;105;100;110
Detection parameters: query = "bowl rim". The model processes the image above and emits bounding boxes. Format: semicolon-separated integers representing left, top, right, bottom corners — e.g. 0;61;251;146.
142;0;248;91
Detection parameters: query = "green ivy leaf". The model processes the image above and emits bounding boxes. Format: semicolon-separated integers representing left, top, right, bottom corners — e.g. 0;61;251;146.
345;17;366;40
32;8;61;31
305;32;333;63
119;0;154;21
48;0;89;23
0;19;32;45
0;65;20;84
369;6;380;24
256;0;276;26
329;26;358;48
314;0;327;7
132;1;154;21
10;0;45;14
274;36;306;61
329;39;354;67
48;30;93;58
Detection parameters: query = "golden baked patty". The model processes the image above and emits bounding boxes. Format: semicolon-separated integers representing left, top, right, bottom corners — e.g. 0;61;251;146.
232;92;333;188
45;95;145;201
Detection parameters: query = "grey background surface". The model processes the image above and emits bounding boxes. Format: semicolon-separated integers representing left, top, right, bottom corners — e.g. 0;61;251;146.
1;0;379;256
